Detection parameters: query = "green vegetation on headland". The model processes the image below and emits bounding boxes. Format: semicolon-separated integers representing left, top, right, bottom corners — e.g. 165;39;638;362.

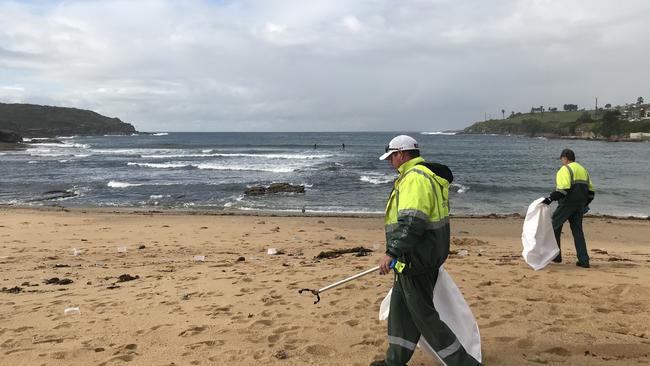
463;97;650;141
0;102;137;142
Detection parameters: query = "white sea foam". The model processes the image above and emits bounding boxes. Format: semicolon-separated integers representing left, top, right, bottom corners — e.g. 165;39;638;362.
92;148;176;156
195;163;295;173
127;162;189;169
152;132;168;136
451;183;469;193
420;131;457;135
127;161;296;172
60;142;90;148
359;173;393;185
108;181;143;188
140;152;332;159
140;153;222;159
223;195;245;208
149;194;170;199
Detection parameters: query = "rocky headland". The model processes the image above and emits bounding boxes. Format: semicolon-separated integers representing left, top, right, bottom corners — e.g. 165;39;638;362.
0;102;137;142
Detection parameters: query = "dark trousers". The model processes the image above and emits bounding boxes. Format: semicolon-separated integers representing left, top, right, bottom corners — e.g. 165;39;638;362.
386;271;481;366
552;204;589;263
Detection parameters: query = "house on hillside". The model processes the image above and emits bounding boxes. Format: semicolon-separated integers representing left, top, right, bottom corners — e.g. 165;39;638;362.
630;132;650;140
618;99;649;121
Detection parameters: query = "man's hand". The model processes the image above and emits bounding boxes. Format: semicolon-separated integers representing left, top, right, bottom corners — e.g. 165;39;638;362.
378;254;394;275
542;197;552;205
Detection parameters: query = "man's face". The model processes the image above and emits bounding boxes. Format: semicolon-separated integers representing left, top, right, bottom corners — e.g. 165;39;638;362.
560;157;570;166
388;151;405;170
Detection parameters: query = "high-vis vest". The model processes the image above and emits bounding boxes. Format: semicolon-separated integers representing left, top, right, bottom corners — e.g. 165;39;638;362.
385;157;451;275
555;162;595;206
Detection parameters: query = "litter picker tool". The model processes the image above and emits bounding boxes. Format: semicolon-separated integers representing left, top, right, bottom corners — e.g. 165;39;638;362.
299;259;403;304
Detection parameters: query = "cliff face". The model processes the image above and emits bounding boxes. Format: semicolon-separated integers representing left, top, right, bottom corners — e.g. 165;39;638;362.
0;103;137;138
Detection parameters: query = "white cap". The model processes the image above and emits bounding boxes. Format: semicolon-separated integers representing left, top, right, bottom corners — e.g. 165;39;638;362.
379;135;420;160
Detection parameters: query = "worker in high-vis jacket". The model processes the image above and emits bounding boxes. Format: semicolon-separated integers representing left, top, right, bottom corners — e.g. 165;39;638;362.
371;135;481;366
542;148;595;268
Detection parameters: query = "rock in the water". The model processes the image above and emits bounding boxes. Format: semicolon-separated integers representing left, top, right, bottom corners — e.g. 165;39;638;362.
30;190;78;202
245;183;305;195
26;138;64;144
267;183;305;194
0;129;23;143
244;186;268;196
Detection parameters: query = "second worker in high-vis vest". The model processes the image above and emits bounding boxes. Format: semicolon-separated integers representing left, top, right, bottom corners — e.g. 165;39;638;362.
371;135;481;366
542;148;595;268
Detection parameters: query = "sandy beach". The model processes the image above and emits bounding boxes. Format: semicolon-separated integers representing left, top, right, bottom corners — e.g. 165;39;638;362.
1;207;649;365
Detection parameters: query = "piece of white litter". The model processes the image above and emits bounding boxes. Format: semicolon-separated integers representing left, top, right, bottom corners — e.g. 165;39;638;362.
64;307;80;315
458;249;469;257
193;255;205;262
267;248;278;255
71;248;81;256
117;246;127;253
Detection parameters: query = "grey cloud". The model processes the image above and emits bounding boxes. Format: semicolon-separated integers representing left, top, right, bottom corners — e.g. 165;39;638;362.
0;0;648;132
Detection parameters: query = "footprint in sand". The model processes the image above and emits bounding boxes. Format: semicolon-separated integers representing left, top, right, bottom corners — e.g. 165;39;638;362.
185;340;225;350
251;319;274;327
179;326;207;337
344;319;360;327
543;346;571;357
515;338;534;349
305;344;336;356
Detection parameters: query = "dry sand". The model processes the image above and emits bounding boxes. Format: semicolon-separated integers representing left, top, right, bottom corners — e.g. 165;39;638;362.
1;207;649;365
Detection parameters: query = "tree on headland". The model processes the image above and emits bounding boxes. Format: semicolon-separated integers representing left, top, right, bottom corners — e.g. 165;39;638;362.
568;112;593;136
522;118;543;137
638;96;645;105
605;103;612;109
502;109;505;120
576;112;593;124
563;104;578;112
600;110;623;138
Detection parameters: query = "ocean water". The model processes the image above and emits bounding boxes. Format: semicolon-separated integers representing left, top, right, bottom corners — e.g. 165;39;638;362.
1;132;648;217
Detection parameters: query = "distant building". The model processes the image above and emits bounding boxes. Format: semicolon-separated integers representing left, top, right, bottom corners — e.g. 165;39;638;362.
630;132;650;140
617;101;649;121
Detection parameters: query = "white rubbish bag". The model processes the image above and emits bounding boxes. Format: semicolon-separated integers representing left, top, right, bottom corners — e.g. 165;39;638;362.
379;266;482;364
521;197;560;270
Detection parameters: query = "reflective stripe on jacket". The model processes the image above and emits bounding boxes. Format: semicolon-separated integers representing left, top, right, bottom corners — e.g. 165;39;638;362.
385;157;451;275
555;162;595;206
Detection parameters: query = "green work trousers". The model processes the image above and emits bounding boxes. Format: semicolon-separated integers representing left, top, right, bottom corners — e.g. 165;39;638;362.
552;204;589;263
386;271;481;366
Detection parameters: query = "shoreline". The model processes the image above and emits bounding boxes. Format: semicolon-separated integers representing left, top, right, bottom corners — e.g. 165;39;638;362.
1;204;648;221
461;132;650;143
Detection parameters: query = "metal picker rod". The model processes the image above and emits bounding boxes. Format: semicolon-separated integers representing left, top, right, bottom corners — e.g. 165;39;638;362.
299;265;381;304
317;265;380;293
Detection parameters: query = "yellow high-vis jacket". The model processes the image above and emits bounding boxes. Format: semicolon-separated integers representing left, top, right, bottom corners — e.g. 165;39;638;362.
553;162;595;206
385;157;452;275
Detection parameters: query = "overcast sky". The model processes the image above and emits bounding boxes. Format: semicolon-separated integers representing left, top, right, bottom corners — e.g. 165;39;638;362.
1;0;648;132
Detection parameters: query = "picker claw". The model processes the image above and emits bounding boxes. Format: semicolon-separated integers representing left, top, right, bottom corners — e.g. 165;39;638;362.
298;288;321;304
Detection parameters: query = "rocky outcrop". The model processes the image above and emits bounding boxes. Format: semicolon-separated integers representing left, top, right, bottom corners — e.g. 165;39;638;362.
245;183;306;195
29;190;78;202
0;103;137;137
0;129;22;143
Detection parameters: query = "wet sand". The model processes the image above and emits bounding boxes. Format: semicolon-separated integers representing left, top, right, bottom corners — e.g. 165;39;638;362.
1;207;649;365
